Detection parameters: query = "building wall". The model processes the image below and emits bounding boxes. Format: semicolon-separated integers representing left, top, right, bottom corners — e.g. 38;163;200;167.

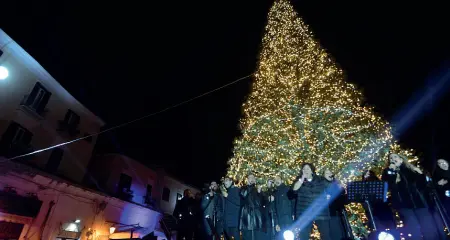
0;29;104;183
0;167;161;240
159;175;199;214
89;154;200;215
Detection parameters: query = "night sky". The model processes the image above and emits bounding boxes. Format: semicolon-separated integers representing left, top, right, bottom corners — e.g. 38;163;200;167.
1;1;449;187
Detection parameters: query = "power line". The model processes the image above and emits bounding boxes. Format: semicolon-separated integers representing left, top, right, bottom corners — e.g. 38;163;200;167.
7;74;253;161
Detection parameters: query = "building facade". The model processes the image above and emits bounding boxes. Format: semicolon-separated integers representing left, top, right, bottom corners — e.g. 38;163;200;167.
86;154;200;215
0;29;163;240
0;160;161;240
0;29;104;183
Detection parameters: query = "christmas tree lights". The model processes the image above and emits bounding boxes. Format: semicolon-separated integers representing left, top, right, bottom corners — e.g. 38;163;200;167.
226;0;416;238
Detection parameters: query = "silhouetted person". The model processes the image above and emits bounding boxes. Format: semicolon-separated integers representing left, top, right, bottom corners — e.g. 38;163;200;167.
222;177;241;240
290;163;331;240
383;153;439;240
240;174;264;240
201;181;224;240
173;189;195;240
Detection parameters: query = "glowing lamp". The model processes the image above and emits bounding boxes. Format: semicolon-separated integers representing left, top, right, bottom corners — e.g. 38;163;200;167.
75;219;81;223
378;231;395;240
110;227;116;234
283;230;295;240
0;66;8;80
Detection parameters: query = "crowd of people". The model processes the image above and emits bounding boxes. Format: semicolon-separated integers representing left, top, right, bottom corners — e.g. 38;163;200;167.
173;153;450;240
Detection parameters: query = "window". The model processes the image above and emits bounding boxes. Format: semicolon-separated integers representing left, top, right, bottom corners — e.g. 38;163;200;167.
63;109;80;128
57;110;81;137
21;82;51;114
118;173;132;192
46;148;64;173
144;184;153;204
162;187;170;202
0;121;33;157
177;193;183;201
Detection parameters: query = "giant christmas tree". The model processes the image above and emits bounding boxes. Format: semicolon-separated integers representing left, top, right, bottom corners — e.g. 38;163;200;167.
226;0;415;237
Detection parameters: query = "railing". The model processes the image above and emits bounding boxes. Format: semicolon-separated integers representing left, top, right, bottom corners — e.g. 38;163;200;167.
160;214;178;240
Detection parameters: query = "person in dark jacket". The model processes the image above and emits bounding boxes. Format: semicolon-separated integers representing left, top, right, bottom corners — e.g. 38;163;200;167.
222;177;241;240
291;163;331;240
201;181;224;239
264;179;277;240
361;170;396;232
271;176;292;238
382;153;439;240
240;174;264;240
173;189;195;240
322;168;347;240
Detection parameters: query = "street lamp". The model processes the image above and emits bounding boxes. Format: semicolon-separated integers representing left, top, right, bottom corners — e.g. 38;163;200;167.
0;66;8;80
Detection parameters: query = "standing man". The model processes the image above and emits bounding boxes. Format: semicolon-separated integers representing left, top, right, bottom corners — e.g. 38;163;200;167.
271;176;292;239
173;189;195;240
202;181;224;240
222;177;241;240
240;174;264;240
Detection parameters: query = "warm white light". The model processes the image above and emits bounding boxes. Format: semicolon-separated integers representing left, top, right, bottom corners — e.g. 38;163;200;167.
0;66;8;80
283;230;294;240
378;231;395;240
75;219;81;223
110;227;116;234
64;223;78;232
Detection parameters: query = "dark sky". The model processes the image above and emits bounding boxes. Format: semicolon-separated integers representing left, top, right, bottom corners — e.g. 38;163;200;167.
1;0;449;187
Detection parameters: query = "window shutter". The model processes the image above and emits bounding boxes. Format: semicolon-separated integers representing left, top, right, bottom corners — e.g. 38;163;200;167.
0;122;20;156
25;83;42;106
36;91;51;114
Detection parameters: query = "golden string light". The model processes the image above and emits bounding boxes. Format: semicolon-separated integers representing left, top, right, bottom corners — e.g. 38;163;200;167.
226;0;417;238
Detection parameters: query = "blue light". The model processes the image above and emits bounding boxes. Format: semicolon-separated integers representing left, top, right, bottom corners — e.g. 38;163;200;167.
378;231;395;240
283;230;294;240
445;190;450;197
